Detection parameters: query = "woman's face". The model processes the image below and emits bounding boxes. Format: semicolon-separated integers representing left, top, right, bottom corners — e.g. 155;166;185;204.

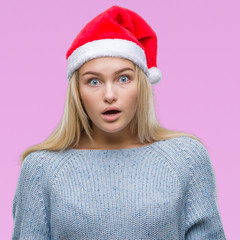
78;57;138;135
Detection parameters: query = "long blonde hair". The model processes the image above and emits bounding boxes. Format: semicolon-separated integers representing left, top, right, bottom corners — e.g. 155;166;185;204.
20;63;201;164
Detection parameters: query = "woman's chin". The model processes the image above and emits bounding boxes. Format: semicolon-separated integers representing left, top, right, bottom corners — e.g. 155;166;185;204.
95;122;130;135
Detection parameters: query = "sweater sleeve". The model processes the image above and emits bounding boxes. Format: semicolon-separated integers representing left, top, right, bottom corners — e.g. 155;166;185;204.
12;152;51;239
184;141;226;239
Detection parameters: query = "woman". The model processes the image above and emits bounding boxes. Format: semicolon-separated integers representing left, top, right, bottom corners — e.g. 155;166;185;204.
12;5;226;239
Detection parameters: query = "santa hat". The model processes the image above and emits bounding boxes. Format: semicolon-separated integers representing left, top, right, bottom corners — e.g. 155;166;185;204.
66;5;162;85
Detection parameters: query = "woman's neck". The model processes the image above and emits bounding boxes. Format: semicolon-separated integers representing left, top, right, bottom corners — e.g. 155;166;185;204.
77;132;147;150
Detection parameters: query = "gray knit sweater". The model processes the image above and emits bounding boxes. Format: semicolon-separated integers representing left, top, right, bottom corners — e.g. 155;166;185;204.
12;136;226;239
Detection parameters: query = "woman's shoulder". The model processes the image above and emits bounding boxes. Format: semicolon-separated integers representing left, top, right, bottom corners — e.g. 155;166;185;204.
22;149;63;167
153;136;209;157
170;136;210;161
151;136;212;173
21;149;80;177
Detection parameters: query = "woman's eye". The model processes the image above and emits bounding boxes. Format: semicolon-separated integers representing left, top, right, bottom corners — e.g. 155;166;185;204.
119;75;130;83
88;79;100;86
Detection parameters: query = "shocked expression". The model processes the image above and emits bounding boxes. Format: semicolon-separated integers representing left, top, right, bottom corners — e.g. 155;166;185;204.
78;57;138;134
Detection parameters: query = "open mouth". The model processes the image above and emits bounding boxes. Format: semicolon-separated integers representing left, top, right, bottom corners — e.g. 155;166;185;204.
103;110;121;115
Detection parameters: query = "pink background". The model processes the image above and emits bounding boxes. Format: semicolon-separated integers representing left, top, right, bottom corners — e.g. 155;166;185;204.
1;0;239;239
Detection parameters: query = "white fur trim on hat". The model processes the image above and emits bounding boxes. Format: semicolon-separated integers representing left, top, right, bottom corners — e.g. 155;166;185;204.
67;39;149;82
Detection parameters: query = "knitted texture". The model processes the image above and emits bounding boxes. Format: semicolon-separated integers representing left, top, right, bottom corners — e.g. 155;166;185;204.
12;136;226;239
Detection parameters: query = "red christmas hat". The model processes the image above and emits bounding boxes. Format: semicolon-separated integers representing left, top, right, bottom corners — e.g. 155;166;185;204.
66;5;162;85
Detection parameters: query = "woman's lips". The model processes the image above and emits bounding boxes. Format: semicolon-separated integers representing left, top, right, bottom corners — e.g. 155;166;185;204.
101;111;121;121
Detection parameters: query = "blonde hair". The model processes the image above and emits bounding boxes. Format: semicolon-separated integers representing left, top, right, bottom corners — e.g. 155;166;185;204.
19;63;201;164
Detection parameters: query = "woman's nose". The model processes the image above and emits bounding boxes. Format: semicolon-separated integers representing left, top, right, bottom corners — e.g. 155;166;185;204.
103;83;117;103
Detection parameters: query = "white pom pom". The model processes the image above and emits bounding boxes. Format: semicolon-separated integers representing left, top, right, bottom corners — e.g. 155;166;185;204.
148;67;162;85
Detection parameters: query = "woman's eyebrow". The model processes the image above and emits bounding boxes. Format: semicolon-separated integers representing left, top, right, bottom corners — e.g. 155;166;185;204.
81;67;135;77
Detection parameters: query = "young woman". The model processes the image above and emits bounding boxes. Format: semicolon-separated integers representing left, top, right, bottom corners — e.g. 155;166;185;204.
12;5;226;239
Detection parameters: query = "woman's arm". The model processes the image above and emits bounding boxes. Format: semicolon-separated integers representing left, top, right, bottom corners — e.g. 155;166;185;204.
12;152;51;239
184;141;226;239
